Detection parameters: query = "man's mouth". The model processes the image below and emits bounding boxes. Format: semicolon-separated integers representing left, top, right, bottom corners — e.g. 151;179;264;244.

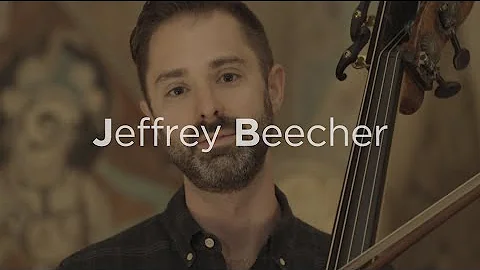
197;132;235;145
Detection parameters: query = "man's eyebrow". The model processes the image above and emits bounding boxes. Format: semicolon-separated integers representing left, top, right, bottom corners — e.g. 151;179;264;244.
209;56;246;69
154;56;245;85
154;68;187;85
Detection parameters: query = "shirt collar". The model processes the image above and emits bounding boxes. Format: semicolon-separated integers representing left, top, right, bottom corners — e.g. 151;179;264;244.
162;184;296;267
162;185;203;265
268;185;296;268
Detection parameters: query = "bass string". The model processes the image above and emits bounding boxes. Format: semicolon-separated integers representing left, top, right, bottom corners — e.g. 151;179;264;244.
332;10;411;269
343;26;408;263
360;40;404;252
348;25;406;260
326;2;388;268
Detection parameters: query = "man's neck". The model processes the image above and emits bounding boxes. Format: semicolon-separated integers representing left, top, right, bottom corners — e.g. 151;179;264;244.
184;157;280;267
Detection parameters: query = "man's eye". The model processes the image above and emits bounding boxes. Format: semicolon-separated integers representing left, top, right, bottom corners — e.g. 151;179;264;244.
167;86;186;97
218;73;240;83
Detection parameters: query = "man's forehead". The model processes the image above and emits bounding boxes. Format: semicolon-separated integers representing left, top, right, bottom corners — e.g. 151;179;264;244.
147;11;254;72
153;10;241;34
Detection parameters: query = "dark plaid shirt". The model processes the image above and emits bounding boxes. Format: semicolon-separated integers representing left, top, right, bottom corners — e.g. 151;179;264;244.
56;185;332;270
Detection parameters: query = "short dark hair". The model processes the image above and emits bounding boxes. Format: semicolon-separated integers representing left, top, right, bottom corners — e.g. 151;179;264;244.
129;1;274;102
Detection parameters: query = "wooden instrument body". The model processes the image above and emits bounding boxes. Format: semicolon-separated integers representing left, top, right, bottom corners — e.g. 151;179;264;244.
329;2;475;269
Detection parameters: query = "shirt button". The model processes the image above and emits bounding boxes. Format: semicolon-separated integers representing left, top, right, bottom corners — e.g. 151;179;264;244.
186;252;194;261
204;237;215;248
279;257;286;266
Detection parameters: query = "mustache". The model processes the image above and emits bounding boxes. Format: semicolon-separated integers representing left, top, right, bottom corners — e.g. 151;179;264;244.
183;115;237;143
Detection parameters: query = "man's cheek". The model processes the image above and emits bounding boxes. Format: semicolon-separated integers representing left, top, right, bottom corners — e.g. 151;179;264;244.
161;125;181;147
163;124;201;147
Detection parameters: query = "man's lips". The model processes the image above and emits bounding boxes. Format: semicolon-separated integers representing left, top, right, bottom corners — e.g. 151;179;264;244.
198;133;235;144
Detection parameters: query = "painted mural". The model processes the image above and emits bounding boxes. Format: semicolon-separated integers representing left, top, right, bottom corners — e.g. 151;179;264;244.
0;2;181;269
0;28;114;268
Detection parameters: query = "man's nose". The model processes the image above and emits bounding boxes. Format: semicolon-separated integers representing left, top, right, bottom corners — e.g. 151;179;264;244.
196;89;223;122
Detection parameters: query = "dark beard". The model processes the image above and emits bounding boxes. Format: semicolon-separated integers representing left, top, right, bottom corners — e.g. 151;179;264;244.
159;93;274;193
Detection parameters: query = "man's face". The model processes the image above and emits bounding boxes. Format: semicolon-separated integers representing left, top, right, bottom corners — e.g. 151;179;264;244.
141;11;284;193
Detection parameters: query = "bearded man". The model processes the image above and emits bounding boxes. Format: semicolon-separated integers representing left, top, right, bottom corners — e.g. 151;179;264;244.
57;2;333;270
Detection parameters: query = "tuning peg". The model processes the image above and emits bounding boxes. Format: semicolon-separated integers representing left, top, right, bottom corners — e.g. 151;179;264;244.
352;55;369;70
350;1;371;41
365;15;376;28
434;73;461;98
437;3;470;71
336;25;371;81
450;31;470;70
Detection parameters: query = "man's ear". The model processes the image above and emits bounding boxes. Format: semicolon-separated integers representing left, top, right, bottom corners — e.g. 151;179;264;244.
267;63;285;115
140;100;153;118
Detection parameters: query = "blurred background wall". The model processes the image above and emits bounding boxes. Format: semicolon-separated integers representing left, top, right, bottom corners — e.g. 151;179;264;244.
0;1;479;269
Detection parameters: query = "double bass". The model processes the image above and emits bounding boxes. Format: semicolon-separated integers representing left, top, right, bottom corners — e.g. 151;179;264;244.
329;2;476;269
